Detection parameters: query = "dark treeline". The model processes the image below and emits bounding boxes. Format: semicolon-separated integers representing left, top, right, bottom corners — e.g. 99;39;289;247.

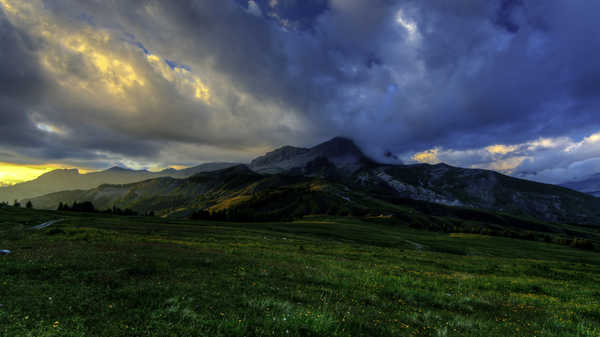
58;201;97;213
1;200;33;208
57;201;153;217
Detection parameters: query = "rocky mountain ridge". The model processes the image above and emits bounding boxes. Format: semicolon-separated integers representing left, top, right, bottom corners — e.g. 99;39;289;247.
24;137;600;225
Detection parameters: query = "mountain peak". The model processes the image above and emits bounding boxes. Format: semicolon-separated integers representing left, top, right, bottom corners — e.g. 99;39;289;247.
323;136;355;145
106;166;132;172
250;136;372;174
311;137;362;156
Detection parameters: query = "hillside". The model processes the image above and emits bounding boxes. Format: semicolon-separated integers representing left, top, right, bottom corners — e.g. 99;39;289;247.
0;163;239;203
359;163;600;224
27;165;264;217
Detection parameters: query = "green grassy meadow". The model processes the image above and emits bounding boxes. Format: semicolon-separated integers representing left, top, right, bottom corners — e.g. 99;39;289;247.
1;207;599;336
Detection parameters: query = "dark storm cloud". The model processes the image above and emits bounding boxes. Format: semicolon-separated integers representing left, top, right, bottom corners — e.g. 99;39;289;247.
0;9;46;148
494;0;523;33
0;0;599;181
330;0;600;158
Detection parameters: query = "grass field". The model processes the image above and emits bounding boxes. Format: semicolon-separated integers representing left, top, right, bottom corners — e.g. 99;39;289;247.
1;207;599;336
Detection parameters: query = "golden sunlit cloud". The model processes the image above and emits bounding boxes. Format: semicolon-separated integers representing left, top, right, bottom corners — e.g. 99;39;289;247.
412;148;440;164
45;29;145;97
0;0;16;15
528;138;563;151
585;132;600;143
486;144;518;155
1;0;211;106
479;157;528;172
0;163;92;186
146;53;212;103
35;122;67;135
1;0;144;99
564;132;600;153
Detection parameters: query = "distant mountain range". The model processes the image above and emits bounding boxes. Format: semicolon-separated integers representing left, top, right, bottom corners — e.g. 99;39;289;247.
560;174;600;197
0;162;239;203
24;137;600;225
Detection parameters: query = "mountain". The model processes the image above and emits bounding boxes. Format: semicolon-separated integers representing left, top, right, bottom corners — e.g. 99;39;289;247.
25;137;600;225
26;165;265;216
250;137;373;174
560;174;600;197
0;163;240;202
361;163;600;224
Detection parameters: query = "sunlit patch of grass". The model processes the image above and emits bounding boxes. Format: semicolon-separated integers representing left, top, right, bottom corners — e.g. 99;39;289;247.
449;233;491;239
209;195;253;212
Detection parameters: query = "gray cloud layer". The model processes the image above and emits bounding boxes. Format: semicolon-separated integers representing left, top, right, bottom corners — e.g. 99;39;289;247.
0;0;599;182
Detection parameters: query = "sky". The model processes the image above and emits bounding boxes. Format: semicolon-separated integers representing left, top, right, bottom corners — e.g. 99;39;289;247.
0;0;599;185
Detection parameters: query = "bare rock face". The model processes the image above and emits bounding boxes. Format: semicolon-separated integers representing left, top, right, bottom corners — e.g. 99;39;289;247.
361;163;600;224
373;168;464;207
250;146;310;173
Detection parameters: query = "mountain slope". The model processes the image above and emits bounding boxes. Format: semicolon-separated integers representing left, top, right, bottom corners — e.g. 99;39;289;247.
0;163;240;202
358;163;600;224
26;165;264;216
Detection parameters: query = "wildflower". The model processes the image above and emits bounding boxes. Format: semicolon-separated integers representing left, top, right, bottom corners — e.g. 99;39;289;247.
53;321;59;328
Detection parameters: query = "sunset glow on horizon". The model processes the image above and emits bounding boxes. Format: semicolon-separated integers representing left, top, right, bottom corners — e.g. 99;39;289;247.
0;163;94;186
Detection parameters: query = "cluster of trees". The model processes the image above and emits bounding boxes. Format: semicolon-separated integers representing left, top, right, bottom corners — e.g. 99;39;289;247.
58;201;96;213
57;201;150;216
3;200;34;209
